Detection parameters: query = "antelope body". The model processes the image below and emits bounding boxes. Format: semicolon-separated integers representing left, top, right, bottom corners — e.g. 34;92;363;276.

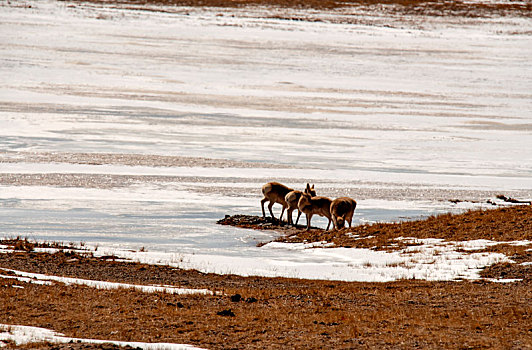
261;182;294;221
330;197;357;230
285;183;316;226
298;192;333;231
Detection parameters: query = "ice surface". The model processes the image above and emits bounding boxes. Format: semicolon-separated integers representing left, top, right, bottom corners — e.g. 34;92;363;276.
1;0;531;281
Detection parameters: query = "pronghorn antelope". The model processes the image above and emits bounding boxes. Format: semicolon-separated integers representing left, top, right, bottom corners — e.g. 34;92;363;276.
285;183;316;226
330;197;357;230
298;192;333;231
260;182;294;221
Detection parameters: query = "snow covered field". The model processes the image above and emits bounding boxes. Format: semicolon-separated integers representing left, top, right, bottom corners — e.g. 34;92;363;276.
1;0;531;281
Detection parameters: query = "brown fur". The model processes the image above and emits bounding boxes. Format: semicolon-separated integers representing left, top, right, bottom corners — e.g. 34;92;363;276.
330;197;357;230
298;192;333;231
261;182;294;221
285;184;317;226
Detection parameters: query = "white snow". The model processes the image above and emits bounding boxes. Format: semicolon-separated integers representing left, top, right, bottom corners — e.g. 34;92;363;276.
3;239;514;282
0;273;53;286
0;268;212;295
0;324;204;349
400;238;532;250
483;278;523;283
0;240;518;282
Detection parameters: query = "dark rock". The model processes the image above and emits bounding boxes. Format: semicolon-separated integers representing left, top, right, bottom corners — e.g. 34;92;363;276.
230;294;242;302
217;309;235;317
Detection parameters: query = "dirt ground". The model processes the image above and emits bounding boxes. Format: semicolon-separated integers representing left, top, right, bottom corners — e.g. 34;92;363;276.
1;205;531;349
1;252;531;349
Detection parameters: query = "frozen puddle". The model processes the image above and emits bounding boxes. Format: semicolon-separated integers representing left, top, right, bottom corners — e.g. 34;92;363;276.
0;324;204;350
0;268;213;295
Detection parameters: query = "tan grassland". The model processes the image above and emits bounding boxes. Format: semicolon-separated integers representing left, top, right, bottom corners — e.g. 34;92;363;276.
271;204;532;247
1;205;531;349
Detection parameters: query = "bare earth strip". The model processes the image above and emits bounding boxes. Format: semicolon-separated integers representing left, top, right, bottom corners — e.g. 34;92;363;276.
2;153;532;202
0;151;291;169
3;173;531;203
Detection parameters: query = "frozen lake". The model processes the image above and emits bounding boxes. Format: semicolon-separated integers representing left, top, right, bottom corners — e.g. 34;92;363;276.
1;0;531;281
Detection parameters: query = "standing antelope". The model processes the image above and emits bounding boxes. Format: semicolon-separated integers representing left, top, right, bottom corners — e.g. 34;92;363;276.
298;191;333;231
330;197;357;230
261;182;294;221
285;183;316;226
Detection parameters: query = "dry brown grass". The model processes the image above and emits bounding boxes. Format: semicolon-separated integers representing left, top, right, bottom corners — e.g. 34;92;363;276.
1;265;531;349
261;205;532;249
1;237;76;252
2;206;532;348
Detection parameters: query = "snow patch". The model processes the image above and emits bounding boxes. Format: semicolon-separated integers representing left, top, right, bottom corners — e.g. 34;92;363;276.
264;241;334;250
0;324;204;349
87;240;510;282
0;268;212;295
0;238;525;282
484;278;523;283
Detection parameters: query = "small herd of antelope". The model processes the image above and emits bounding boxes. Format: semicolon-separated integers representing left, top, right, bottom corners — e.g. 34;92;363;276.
260;182;356;231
